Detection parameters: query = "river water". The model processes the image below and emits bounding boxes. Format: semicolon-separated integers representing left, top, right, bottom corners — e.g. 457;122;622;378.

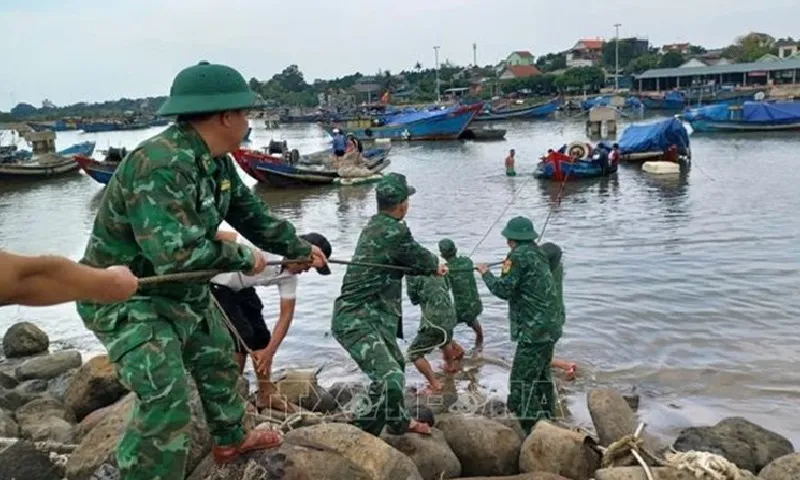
1;115;799;445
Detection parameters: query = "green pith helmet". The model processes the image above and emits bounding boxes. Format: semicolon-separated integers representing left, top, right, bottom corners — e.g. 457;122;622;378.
439;238;457;258
501;216;538;241
157;61;261;116
376;172;416;207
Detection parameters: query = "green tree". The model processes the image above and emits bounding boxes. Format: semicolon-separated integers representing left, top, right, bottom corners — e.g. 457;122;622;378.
603;39;638;71
628;54;661;73
659;51;685;68
536;53;567;73
723;32;777;62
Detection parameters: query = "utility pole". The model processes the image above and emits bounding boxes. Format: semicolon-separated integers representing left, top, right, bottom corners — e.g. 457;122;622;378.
434;45;441;103
614;23;622;92
473;43;477;67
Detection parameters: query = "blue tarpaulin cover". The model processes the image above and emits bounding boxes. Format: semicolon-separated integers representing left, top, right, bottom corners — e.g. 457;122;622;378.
618;117;690;155
742;102;800;122
381;105;457;125
682;104;730;122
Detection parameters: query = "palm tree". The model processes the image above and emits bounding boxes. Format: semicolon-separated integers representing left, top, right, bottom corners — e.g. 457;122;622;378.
414;62;422;72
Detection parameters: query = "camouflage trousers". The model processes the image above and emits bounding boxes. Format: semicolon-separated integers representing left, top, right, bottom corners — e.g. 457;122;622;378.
332;323;409;436
90;298;245;480
407;324;453;361
508;340;556;436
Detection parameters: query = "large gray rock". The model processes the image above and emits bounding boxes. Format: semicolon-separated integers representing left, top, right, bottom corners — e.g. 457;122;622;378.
275;370;337;413
458;474;569;480
381;428;461;479
0;385;42;411
66;382;212;480
69;395;129;445
588;388;661;453
594;467;704;480
0;440;63;480
478;398;526;441
328;381;367;408
2;321;49;358
436;414;522;477
759;452;800;480
0;368;20;389
16;350;82;381
519;420;601;480
187;440;373;480
65;355;127;421
16;379;49;394
283;423;423;479
15;396;76;443
0;407;19;436
673;417;794;474
47;368;77;402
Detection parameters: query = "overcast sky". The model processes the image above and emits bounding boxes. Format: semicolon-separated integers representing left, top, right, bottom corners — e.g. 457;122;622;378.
2;0;797;110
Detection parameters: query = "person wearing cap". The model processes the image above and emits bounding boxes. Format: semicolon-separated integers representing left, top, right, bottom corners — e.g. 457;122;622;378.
331;128;346;158
405;274;463;394
211;230;332;412
331;172;447;436
438;238;484;351
476;216;561;435
75;61;327;480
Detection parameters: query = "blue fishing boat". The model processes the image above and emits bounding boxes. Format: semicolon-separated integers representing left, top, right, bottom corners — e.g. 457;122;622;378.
682;101;800;132
73;147;126;185
58;141;96;158
534;146;618;181
321;103;483;141
473;99;560;121
638;91;687;110
581;95;643;110
614;117;691;161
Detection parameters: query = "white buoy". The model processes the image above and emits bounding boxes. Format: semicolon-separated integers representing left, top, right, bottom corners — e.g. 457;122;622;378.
643;161;680;175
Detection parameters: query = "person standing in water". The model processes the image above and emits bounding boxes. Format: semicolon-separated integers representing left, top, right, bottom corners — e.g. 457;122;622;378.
505;149;516;176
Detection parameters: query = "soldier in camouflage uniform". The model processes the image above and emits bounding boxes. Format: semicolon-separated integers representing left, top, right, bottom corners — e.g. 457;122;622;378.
540;242;577;380
331;172;446;436
476;216;561;435
76;61;326;480
406;275;462;393
438;238;484;350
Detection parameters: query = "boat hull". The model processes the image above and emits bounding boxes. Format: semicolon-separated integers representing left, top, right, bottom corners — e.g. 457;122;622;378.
689;119;800;132
73;155;119;185
534;151;617;181
59;141;96;158
322;104;482;141
0;154;80;178
473;100;559;121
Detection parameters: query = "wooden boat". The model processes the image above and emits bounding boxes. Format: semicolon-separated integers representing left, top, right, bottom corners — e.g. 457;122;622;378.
233;145;392;188
320;103;482;141
459;128;507;141
59;141;96;158
473;99;559;121
683;101;800;132
0;153;80;178
73;147;126;185
534;146;618;181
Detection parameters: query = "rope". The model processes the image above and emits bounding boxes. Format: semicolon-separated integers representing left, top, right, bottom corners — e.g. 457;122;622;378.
599;423;664;480
468;174;538;257
0;436;78;454
210;293;253;355
537;169;570;242
665;451;747;480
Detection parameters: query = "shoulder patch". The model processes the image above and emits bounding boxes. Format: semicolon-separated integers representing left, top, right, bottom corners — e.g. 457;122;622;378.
502;258;512;274
220;179;231;191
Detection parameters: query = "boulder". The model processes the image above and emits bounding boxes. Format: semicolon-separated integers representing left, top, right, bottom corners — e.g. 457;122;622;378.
69;396;128;444
276;370;337;413
283;423;423;479
2;321;49;358
519;420;601;480
0;440;63;480
759;452;800;480
588;388;661;452
15;350;82;381
405;388;460;415
15;397;76;443
458;475;569;480
673;417;794;474
436;413;521;477
66;381;212;480
65;355;127;421
381;428;461;479
187;439;373;480
0;386;42;411
16;379;49;394
0;407;19;436
328;381;367;408
478;398;526;441
594;467;703;480
47;368;78;402
0;368;19;389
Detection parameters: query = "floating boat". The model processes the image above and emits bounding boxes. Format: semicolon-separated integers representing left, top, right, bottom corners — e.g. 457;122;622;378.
638;87;766;110
473;99;560;121
233;145;392;188
638;91;688;110
459;127;507;141
581;95;643;111
534;143;618;181
73;148;127;185
614;117;691;162
682;101;800;132
0;153;80;178
321;103;483;141
58;141;96;158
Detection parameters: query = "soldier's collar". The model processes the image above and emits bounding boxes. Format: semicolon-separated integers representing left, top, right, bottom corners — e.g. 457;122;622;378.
177;122;217;175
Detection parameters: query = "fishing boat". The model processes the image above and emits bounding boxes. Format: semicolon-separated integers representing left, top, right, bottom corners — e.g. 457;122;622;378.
534;142;618;181
682;101;800;133
615;117;691;161
472;99;560;121
73;148;127;185
233;144;392;188
0;153;80;178
581;95;643;111
320;103;483;141
58;141;96;158
638;87;766;110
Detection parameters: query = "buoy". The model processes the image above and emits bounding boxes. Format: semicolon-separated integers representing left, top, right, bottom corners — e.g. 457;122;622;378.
567;141;589;159
642;161;680;174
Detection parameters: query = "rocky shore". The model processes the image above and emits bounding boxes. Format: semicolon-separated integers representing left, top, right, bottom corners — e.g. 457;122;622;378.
0;320;798;480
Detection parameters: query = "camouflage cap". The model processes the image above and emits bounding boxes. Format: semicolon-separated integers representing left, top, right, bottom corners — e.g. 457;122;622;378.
376;173;416;207
501;216;538;241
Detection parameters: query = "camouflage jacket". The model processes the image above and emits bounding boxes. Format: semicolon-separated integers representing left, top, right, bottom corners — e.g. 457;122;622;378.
331;213;439;340
406;275;456;332
443;255;483;322
481;242;560;344
540;242;566;329
77;123;311;330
